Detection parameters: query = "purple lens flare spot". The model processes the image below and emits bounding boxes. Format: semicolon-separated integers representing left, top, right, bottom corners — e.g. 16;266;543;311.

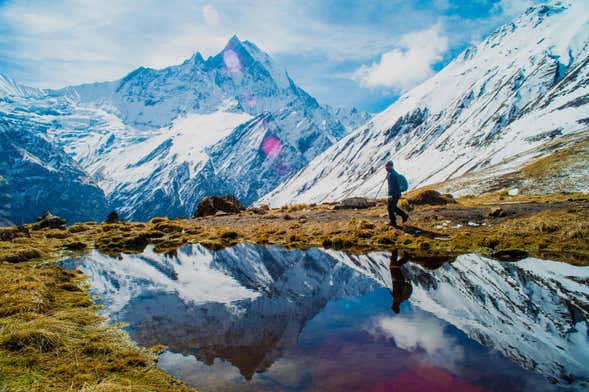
245;94;257;107
262;136;282;159
222;49;241;73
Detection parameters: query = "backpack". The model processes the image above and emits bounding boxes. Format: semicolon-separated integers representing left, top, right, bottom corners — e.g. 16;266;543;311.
396;173;409;193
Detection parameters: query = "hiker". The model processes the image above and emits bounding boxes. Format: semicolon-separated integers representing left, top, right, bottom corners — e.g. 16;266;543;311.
389;249;412;314
385;161;409;227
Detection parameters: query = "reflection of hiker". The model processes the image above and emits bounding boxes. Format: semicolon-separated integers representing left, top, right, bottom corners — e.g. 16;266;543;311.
385;161;409;227
390;250;412;314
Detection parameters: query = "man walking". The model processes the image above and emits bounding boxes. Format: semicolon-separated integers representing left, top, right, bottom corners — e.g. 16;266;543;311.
385;161;409;227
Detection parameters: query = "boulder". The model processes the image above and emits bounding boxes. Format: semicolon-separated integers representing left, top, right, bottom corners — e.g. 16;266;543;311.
333;197;377;210
407;190;456;206
193;195;245;218
31;211;66;230
106;211;120;223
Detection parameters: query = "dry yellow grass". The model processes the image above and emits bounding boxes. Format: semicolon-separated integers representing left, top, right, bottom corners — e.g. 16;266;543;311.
3;190;588;264
0;262;194;391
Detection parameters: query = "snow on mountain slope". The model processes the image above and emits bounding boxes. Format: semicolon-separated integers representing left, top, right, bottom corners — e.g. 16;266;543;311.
323;105;373;133
0;104;109;224
0;73;45;99
402;254;589;387
261;2;589;206
1;36;370;222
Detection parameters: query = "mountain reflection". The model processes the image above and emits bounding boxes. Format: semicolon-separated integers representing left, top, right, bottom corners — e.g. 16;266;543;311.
63;244;589;390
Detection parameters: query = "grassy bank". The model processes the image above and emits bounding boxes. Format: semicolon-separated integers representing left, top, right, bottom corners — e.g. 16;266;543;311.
0;190;588;390
2;191;589;265
0;260;194;391
5;190;586;264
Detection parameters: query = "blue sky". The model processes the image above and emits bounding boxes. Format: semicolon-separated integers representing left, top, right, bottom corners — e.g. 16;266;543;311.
0;0;541;112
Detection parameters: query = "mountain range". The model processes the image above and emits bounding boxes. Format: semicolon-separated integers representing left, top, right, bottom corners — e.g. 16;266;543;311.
0;36;370;223
261;2;589;206
2;2;588;224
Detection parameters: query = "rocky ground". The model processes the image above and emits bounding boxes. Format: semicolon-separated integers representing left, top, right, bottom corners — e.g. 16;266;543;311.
3;189;586;265
0;189;588;391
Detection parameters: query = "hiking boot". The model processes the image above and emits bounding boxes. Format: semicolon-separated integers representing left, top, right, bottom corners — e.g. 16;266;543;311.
388;221;400;228
402;214;409;223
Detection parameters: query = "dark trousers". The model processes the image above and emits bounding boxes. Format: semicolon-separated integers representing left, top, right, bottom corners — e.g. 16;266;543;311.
387;194;407;224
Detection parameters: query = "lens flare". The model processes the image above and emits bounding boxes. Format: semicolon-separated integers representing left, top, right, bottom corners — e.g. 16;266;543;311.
222;49;241;73
262;136;282;159
202;4;219;27
245;94;256;107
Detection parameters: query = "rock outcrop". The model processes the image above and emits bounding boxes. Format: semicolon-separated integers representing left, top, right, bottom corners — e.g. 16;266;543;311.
31;211;66;230
193;195;245;218
106;211;120;223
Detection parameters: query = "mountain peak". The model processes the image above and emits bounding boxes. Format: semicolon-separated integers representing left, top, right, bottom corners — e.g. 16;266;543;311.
222;34;265;60
227;34;242;46
223;34;249;54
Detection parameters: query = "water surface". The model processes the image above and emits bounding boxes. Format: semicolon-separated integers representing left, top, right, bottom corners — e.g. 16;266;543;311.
62;244;589;391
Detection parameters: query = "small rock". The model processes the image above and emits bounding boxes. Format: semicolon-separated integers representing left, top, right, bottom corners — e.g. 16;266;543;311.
407;190;456;206
106;211;120;223
32;211;66;230
488;207;507;218
333;197;376;210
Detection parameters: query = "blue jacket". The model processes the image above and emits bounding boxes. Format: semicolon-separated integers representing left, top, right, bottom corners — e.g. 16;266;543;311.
387;169;400;196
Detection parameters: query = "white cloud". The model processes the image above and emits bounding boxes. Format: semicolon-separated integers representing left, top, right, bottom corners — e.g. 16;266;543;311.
353;25;449;91
0;0;401;88
0;0;536;110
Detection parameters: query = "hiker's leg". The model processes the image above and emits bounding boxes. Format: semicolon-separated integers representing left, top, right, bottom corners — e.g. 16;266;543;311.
392;196;409;222
387;196;397;224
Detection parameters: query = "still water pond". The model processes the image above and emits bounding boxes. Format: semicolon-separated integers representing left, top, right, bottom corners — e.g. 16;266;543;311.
62;244;589;391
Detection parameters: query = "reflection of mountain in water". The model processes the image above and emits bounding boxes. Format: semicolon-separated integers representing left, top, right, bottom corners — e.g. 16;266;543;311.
66;245;383;379
65;245;589;386
400;255;589;386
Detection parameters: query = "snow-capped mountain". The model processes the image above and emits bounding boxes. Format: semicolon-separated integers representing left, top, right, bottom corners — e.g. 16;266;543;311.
0;73;45;99
261;2;589;206
0;79;109;225
64;245;589;387
0;36;370;222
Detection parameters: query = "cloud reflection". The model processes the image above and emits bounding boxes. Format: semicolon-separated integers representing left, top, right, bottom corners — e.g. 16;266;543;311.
367;313;465;372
